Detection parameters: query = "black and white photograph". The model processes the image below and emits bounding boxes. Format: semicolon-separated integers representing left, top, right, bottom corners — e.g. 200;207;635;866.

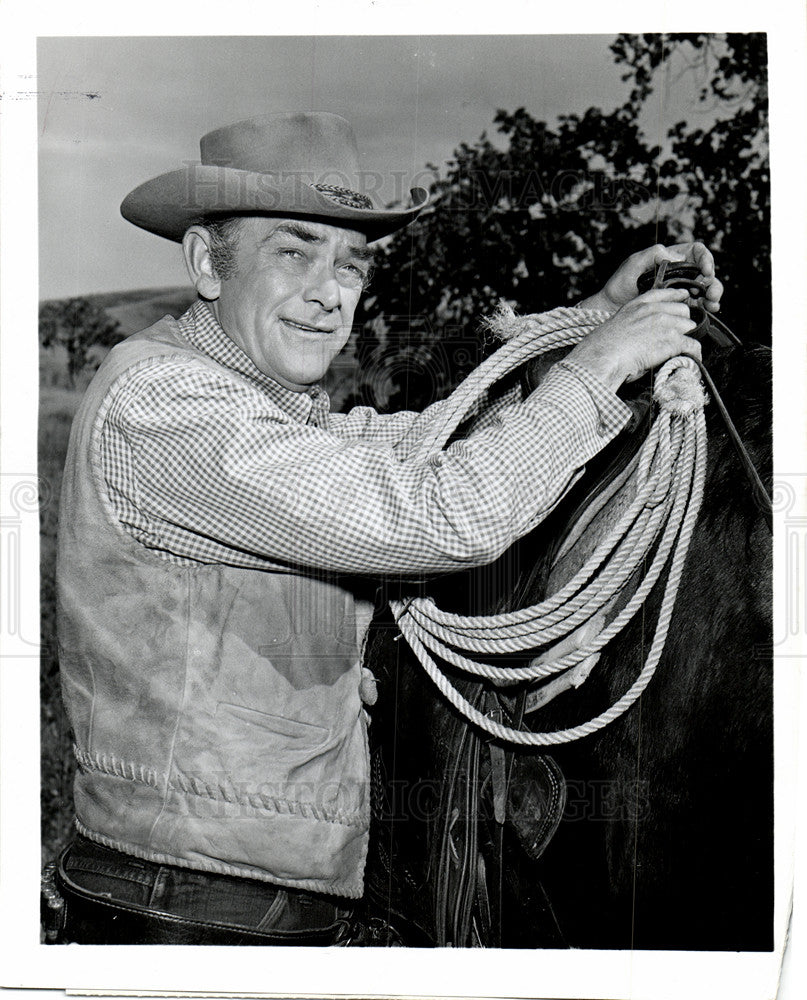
1;2;805;998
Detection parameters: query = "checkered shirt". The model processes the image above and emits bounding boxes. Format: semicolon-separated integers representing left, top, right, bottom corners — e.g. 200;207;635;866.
98;300;631;577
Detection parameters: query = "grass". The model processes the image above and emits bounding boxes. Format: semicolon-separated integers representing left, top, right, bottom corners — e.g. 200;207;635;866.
40;380;82;863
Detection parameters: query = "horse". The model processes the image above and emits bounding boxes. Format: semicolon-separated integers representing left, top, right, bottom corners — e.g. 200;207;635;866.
363;338;772;951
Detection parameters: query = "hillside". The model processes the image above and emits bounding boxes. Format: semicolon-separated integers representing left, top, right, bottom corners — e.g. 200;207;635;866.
102;287;198;336
40;285;361;408
42;286;198;337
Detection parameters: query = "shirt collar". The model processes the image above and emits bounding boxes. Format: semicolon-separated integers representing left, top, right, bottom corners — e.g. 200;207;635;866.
178;299;328;425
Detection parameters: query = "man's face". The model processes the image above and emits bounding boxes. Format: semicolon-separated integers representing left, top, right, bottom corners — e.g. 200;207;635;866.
210;216;373;391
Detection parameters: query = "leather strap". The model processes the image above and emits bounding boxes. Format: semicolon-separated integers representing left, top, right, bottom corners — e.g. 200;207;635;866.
695;359;773;532
647;261;771;531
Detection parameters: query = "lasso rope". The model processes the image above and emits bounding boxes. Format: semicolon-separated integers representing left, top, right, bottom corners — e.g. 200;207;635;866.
389;306;708;746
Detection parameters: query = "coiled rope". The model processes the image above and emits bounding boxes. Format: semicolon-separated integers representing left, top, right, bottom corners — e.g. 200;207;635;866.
389;306;708;746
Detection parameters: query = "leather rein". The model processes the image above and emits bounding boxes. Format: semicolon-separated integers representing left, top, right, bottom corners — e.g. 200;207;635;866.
647;260;772;533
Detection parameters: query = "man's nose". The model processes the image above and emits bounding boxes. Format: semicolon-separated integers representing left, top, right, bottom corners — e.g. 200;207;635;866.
304;264;341;311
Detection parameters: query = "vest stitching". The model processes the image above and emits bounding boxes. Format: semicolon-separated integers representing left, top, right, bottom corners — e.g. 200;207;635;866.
73;745;368;827
73;747;162;786
73;819;364;899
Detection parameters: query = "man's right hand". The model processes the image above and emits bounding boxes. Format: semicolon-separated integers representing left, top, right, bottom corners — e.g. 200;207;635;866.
567;288;702;391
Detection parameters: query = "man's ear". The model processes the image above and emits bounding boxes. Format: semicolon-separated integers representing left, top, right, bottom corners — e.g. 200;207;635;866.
183;226;221;300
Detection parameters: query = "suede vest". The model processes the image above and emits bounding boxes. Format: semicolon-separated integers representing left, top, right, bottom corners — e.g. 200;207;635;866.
57;315;371;898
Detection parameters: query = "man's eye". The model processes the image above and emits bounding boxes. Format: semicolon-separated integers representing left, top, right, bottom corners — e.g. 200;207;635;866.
339;262;367;282
278;247;305;261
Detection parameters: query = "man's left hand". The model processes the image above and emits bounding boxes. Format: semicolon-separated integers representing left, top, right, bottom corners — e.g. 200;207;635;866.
585;242;724;315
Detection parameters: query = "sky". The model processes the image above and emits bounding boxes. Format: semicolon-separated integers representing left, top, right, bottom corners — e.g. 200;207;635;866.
37;34;700;300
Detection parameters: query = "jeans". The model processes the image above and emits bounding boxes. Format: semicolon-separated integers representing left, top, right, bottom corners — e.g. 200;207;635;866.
53;834;354;945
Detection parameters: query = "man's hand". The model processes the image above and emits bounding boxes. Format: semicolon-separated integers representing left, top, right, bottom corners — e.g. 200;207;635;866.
582;242;724;315
566;287;702;391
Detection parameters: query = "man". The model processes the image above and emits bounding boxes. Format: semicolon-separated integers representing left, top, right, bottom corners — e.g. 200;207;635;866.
52;112;721;945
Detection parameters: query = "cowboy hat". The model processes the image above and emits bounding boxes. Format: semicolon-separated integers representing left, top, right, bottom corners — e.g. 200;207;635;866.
120;112;428;243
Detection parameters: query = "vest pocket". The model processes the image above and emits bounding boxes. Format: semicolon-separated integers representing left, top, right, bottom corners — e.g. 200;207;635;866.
215;702;329;745
209;701;335;802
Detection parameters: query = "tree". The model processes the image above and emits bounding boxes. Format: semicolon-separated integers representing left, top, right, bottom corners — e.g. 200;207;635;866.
349;32;769;413
39;297;123;387
352;104;665;412
611;33;769;343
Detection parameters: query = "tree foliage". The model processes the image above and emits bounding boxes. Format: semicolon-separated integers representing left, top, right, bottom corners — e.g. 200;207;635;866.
350;32;769;413
612;33;769;329
39;297;123;386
